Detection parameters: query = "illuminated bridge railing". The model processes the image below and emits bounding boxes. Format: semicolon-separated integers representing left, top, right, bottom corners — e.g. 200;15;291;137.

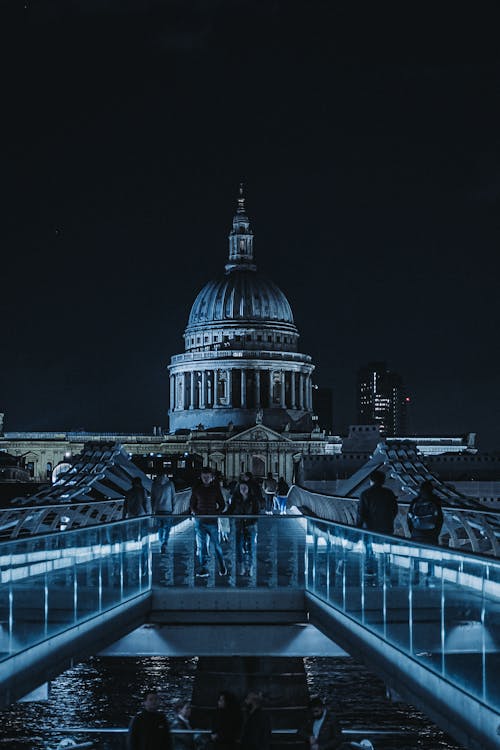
0;490;192;541
1;515;500;744
0;515;305;668
290;485;500;557
1;485;499;559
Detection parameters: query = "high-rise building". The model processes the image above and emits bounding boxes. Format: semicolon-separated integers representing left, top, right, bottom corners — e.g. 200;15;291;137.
357;362;407;436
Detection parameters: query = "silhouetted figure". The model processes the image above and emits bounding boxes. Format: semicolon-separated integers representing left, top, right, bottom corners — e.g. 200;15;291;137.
240;692;271;750
210;691;242;749
262;472;277;514
123;477;150;519
296;695;345;750
151;472;176;552
276;477;289;514
229;481;260;576
356;470;398;534
241;471;264;511
128;689;172;750
407;480;443;545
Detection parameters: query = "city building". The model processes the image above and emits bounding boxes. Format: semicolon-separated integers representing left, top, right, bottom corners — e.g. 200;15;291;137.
357;361;408;436
0;191;336;486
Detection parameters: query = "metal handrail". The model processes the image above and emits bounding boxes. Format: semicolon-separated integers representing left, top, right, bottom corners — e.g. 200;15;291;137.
1;484;499;558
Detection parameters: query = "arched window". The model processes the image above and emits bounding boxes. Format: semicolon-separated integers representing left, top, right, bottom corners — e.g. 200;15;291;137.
46;461;52;479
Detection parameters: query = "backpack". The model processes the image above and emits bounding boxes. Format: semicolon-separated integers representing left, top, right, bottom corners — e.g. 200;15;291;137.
408;499;439;530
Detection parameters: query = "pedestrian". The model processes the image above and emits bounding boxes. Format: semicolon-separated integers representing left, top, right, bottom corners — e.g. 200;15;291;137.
296;695;345;750
240;692;271;750
190;467;227;577
241;471;264;511
218;478;231;543
262;472;277;515
128;689;172;750
210;691;242;749
356;470;398;534
151;471;176;553
229;481;260;576
407;480;444;545
276;477;289;515
123;476;151;519
171;701;201;750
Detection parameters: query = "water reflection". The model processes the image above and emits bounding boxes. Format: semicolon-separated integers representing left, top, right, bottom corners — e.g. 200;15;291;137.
0;656;464;750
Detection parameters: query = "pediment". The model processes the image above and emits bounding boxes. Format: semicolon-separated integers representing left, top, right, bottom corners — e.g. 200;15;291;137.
226;425;292;443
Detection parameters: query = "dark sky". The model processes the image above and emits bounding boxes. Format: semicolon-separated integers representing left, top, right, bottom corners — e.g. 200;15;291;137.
1;1;499;449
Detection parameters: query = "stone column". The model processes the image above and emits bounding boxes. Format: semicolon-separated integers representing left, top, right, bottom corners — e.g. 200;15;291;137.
241;369;247;407
269;370;274;407
280;371;286;408
179;374;185;410
189;371;195;409
169;375;175;412
207;371;212;407
200;371;206;408
299;373;304;409
307;375;312;410
291;371;296;408
227;369;232;407
255;370;261;406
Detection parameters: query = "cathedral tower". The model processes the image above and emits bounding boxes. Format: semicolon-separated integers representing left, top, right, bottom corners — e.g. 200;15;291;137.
168;188;315;432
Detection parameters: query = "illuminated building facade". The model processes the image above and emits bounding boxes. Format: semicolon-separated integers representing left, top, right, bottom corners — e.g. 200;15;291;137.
357;362;407;436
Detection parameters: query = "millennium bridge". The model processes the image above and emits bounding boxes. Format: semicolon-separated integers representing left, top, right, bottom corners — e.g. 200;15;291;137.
1;446;499;750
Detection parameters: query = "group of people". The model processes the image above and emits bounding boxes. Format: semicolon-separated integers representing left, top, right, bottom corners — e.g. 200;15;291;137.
356;470;444;545
190;467;289;578
123;464;445;583
128;689;374;750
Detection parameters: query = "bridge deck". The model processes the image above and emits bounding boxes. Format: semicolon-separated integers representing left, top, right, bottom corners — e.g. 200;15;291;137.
0;515;499;749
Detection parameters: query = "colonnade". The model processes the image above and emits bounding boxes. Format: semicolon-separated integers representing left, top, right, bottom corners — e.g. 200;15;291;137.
170;368;313;412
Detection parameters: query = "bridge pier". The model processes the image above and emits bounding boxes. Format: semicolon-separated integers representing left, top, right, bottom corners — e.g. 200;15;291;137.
191;656;309;750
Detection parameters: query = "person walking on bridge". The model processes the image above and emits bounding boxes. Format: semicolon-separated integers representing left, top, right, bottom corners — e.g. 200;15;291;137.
190;467;227;577
356;470;398;535
407;480;443;545
123;476;151;519
262;472;277;514
151;471;176;553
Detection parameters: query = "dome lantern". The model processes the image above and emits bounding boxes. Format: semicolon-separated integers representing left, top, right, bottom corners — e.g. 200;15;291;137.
226;183;256;272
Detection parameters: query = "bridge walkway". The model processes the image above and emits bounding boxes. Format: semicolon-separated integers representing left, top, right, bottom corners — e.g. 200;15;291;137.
0;514;499;749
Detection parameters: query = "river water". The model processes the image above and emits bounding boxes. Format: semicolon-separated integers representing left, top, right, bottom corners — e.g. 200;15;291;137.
0;655;464;750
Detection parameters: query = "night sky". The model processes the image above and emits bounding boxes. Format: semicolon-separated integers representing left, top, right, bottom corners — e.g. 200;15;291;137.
1;2;499;449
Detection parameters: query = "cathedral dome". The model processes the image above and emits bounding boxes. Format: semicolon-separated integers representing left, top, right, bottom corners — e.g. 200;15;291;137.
187;269;294;327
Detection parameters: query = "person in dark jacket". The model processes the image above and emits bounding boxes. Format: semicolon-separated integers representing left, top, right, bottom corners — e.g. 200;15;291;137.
356;470;398;534
190;467;227;577
128;689;172;750
407;480;444;545
210;691;242;749
241;471;264;511
123;477;151;519
151;472;176;553
296;696;346;750
229;481;260;576
240;692;271;750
